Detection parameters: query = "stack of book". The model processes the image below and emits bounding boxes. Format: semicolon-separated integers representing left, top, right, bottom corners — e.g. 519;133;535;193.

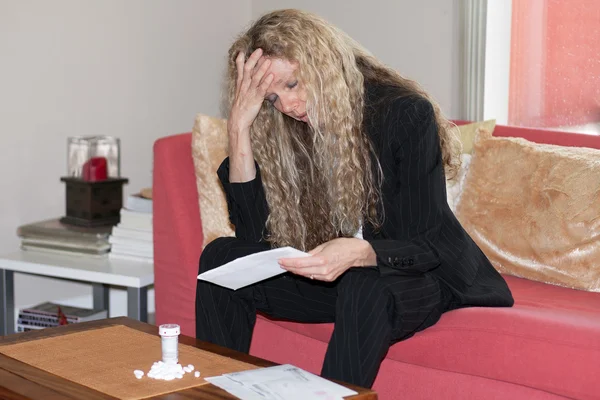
17;219;112;257
17;302;107;332
108;192;153;263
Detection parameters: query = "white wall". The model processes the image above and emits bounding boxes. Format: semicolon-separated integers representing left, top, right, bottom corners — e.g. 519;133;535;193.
251;0;461;118
1;0;460;322
0;0;251;317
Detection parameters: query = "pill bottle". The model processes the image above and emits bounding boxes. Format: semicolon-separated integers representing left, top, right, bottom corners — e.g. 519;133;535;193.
159;324;180;364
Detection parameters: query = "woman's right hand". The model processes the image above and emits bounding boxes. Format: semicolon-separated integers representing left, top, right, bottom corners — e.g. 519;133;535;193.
228;48;274;132
228;48;272;182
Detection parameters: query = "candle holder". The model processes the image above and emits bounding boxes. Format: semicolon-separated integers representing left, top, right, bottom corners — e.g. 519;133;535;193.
60;136;128;227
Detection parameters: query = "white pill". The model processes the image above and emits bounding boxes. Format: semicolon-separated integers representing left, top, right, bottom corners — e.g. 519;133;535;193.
145;359;200;381
194;371;200;378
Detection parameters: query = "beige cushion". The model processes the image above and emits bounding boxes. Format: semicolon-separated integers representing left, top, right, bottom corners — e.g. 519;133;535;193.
446;153;472;212
191;114;234;248
456;129;600;292
445;120;496;213
452;119;497;154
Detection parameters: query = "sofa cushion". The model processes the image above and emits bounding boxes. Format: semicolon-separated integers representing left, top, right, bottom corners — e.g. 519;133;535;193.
445;120;495;213
455;128;600;292
258;276;600;399
191;114;234;248
451;119;496;154
446;153;472;213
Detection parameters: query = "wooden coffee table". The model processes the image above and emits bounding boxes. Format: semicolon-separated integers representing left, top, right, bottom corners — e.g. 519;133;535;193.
0;317;377;399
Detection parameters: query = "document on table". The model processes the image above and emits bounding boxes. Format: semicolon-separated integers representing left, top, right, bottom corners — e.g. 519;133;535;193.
197;247;310;290
205;364;358;400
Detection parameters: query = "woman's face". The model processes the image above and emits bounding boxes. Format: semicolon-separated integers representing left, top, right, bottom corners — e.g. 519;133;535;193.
263;58;309;123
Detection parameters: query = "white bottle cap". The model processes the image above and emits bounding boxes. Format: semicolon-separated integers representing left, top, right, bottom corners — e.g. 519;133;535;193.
159;324;180;336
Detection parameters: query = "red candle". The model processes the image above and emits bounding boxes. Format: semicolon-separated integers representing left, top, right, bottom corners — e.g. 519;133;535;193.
82;157;108;181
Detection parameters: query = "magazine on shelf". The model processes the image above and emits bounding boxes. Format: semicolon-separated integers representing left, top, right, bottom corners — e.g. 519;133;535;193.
21;245;109;258
17;325;44;333
17;218;112;242
19;302;107;323
21;237;110;254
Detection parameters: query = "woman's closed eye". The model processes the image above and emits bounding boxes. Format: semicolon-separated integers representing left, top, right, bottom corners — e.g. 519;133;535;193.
266;81;297;104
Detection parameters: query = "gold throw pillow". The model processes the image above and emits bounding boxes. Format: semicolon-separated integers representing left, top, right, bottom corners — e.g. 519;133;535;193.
191;114;234;248
456;129;600;292
452;119;497;154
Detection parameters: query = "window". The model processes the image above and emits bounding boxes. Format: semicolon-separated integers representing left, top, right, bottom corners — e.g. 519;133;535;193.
483;0;599;134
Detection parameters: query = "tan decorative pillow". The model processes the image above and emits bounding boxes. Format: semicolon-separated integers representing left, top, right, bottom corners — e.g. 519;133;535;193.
452;119;496;154
445;120;496;212
456;129;600;292
191;114;234;248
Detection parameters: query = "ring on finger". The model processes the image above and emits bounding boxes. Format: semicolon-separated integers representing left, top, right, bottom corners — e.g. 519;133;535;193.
310;274;314;280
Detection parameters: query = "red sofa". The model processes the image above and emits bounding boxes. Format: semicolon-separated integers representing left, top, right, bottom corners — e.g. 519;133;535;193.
153;123;600;400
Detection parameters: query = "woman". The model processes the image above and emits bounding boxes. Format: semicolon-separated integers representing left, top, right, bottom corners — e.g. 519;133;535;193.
196;9;513;388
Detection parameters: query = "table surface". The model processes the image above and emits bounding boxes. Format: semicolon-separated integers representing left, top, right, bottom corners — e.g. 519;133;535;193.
0;251;154;288
0;317;377;400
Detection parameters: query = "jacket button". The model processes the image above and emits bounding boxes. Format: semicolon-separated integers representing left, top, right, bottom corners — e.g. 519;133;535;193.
406;258;415;266
392;256;401;267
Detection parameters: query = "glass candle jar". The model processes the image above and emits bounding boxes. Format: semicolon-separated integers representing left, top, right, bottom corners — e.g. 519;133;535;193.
67;136;120;179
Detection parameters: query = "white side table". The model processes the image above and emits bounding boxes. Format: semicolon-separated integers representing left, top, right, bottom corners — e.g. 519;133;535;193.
0;250;154;335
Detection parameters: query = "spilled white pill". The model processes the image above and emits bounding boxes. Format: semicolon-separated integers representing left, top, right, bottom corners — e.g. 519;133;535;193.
144;361;196;381
194;371;200;378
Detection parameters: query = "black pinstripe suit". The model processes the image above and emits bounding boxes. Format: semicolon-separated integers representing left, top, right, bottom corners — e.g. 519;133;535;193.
196;82;514;388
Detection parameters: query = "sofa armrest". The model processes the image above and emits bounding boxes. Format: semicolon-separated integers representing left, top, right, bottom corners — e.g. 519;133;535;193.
153;133;202;337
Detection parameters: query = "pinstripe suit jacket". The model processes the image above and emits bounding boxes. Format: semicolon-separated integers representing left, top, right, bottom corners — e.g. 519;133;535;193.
218;82;514;309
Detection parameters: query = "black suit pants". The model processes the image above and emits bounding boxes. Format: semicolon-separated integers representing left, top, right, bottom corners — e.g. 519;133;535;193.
195;237;451;388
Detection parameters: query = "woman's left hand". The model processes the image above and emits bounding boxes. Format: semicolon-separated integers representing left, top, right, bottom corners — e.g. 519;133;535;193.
279;238;377;282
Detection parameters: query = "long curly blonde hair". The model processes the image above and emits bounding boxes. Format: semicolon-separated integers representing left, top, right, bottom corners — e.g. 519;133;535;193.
226;9;461;251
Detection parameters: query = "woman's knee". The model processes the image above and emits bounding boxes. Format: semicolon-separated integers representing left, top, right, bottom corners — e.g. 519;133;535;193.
198;237;270;274
337;269;391;316
198;237;240;274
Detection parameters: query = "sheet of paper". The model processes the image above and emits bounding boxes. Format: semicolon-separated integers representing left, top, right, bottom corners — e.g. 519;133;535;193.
204;376;266;400
206;364;357;400
197;247;310;290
